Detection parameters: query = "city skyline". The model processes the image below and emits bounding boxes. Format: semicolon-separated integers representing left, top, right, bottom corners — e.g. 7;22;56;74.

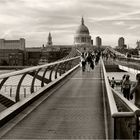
0;0;140;48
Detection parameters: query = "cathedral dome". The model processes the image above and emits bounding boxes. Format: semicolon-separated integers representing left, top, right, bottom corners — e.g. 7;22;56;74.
76;17;89;35
74;17;92;47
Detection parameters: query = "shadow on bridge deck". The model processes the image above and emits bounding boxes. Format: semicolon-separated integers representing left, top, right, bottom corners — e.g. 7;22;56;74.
0;64;106;139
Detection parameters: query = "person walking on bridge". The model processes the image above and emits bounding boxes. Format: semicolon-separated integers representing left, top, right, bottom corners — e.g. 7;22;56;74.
110;77;116;89
130;73;140;108
86;52;94;71
120;74;126;92
122;75;131;100
80;52;86;72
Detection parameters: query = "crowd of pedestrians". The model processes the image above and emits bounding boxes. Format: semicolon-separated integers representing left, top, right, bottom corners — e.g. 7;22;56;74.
121;73;140;108
80;49;140;108
109;73;140;108
80;51;101;72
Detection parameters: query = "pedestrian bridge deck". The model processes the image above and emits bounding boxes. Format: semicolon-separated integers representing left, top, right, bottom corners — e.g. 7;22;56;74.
0;64;106;139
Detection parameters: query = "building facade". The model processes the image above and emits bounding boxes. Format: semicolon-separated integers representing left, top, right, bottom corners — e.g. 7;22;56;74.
118;37;125;48
26;47;42;65
96;36;102;48
39;33;72;64
0;38;25;50
0;17;108;66
136;40;140;49
0;38;26;66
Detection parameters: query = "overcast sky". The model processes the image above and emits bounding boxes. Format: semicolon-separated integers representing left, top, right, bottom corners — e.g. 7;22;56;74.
0;0;140;48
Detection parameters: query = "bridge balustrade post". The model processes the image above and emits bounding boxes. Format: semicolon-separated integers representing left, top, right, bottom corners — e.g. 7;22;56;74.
30;68;42;94
66;61;72;70
55;64;61;79
24;88;26;98
10;88;12;97
114;116;135;139
58;63;64;75
62;61;70;73
54;61;69;79
61;63;65;74
5;85;6;92
0;77;9;91
101;57;140;139
49;65;57;82
41;67;51;87
66;61;72;71
135;116;139;139
113;93;137;139
15;73;28;102
70;61;73;69
0;56;80;103
114;117;117;139
71;58;79;68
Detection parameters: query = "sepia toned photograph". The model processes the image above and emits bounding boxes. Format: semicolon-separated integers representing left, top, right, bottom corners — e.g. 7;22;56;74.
0;0;140;139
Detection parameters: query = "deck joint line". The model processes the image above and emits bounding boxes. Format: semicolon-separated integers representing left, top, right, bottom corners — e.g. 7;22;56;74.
71;78;104;80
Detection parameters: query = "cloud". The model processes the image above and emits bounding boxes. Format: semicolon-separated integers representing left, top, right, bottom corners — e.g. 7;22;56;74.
114;21;125;26
0;0;139;48
128;25;140;30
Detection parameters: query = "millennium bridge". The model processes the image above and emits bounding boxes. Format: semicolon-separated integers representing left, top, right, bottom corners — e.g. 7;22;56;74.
0;47;140;139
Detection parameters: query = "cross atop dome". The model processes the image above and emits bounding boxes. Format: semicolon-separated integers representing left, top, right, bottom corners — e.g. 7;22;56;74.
76;17;89;35
81;17;84;25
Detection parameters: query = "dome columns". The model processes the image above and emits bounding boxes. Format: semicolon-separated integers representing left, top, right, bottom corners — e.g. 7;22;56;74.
74;17;92;47
74;34;91;45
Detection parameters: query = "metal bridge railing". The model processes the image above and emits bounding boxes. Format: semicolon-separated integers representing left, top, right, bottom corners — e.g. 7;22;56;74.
0;56;80;103
118;56;140;63
104;47;140;65
101;58;140;139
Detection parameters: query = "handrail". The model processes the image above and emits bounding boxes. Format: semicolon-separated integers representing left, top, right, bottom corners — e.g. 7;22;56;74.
112;112;134;117
119;64;140;75
0;56;80;79
0;56;80;102
112;89;139;112
105;47;140;63
101;57;140;139
0;64;80;125
101;57;140;116
101;58;118;115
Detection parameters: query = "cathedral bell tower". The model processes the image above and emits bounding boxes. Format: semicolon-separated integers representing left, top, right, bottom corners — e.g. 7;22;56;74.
47;32;53;46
